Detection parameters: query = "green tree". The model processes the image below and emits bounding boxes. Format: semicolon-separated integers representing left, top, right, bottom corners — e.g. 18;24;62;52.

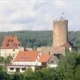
0;57;4;63
5;56;13;64
41;68;57;80
23;68;34;80
56;52;80;80
12;73;23;80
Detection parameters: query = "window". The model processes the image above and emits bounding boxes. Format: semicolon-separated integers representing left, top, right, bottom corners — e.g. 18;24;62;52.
11;40;13;42
8;39;10;42
39;55;40;57
16;68;20;72
51;61;54;63
6;44;9;46
10;68;14;70
13;54;15;57
18;44;20;46
15;44;17;46
22;68;26;71
13;49;15;51
49;52;50;55
42;62;46;65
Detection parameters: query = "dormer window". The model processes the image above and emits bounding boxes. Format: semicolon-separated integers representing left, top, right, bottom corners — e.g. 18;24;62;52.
18;44;20;46
11;39;13;42
15;44;17;46
8;39;10;42
6;44;9;46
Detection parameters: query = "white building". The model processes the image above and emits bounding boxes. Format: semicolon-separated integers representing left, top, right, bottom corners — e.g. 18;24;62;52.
0;36;24;58
7;50;56;73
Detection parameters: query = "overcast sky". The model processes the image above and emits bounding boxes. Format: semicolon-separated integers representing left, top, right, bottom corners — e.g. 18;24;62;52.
0;0;80;31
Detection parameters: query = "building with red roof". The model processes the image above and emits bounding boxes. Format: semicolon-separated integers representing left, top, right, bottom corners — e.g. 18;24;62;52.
7;50;57;73
0;36;24;58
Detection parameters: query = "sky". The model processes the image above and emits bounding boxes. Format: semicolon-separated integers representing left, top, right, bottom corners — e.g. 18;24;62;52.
0;0;80;31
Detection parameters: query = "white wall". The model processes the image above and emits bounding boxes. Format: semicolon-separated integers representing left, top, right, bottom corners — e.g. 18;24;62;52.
0;47;24;58
7;66;36;73
47;64;57;68
13;61;41;66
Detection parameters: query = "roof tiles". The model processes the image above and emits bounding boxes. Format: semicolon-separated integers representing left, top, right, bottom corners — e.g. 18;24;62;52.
39;54;51;62
14;51;39;62
1;36;21;49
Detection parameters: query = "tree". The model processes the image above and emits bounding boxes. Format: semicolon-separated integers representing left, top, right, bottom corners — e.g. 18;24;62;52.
41;68;57;80
23;68;34;80
0;57;4;63
5;56;13;64
12;73;23;80
56;52;80;80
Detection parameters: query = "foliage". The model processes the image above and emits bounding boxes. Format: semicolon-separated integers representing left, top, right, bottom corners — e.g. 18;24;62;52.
0;56;4;63
12;73;23;80
0;30;80;79
0;52;80;80
0;30;79;51
0;30;52;48
5;56;13;64
57;52;80;80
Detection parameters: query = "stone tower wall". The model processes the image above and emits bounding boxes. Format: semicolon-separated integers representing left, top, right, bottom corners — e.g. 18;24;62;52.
53;20;68;47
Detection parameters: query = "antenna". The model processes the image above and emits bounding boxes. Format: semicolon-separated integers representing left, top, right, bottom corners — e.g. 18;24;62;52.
62;12;64;18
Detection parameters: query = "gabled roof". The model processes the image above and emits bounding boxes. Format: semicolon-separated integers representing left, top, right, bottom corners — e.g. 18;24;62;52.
39;54;51;62
1;36;21;49
14;51;39;62
61;42;72;48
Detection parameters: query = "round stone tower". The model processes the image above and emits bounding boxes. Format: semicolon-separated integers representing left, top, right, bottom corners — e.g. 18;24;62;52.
53;18;68;47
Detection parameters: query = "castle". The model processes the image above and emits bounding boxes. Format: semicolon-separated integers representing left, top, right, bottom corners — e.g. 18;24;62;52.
0;17;72;73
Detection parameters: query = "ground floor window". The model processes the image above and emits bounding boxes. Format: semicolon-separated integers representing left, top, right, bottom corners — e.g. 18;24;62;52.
16;68;20;72
42;62;46;65
10;68;14;70
22;68;26;71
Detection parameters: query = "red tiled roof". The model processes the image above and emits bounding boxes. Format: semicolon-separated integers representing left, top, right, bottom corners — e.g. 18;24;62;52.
14;51;39;62
1;36;21;49
39;54;51;62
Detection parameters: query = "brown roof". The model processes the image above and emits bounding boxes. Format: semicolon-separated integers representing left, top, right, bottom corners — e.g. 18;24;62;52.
14;51;39;62
52;47;65;54
39;54;51;62
1;36;21;49
40;46;65;55
61;42;72;48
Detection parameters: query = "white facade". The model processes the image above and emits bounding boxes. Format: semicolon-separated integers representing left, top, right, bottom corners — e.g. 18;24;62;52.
47;64;57;68
13;62;41;66
7;65;37;73
0;47;24;58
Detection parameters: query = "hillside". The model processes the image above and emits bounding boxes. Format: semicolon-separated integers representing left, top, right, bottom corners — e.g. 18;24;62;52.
0;30;79;49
